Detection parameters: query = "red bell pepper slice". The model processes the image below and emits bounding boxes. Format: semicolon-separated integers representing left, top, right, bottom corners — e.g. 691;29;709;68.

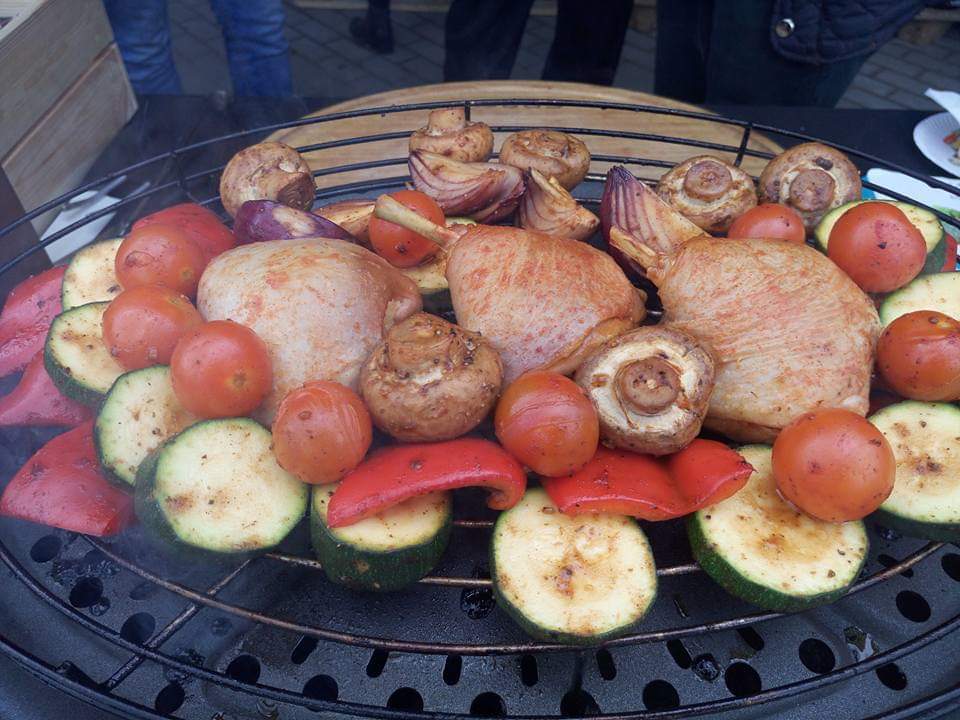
0;421;134;536
0;265;65;378
0;351;91;427
666;439;754;509
942;234;957;272
132;202;236;262
327;438;526;527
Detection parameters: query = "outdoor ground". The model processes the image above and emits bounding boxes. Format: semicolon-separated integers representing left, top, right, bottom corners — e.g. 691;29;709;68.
167;0;960;109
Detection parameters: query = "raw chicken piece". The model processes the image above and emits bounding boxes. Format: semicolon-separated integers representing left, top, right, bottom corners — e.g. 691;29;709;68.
197;238;421;423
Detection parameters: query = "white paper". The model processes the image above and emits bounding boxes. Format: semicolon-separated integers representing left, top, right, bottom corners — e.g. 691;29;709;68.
40;192;119;263
925;89;960;127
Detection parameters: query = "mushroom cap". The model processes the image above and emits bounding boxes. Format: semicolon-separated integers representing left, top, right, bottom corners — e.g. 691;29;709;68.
409;107;495;163
499;130;590;190
575;326;715;455
656;155;757;234
219;141;315;218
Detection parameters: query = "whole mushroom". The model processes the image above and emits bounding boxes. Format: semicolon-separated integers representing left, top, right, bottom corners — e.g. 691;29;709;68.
575;326;715;456
498;130;590;190
219;141;315;218
360;312;503;442
409;107;494;163
656;155;757;234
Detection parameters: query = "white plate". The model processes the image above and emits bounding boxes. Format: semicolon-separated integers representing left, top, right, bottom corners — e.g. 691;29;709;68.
913;112;960;179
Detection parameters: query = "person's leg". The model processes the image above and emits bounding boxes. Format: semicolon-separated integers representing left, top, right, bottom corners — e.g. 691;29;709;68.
208;0;293;97
103;0;182;94
351;0;393;55
542;0;633;85
444;0;536;81
653;0;712;103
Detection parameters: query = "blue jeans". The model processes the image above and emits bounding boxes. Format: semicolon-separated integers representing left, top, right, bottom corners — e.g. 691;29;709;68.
104;0;293;97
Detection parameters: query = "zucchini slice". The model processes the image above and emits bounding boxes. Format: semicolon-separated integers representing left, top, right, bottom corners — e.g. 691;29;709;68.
870;401;960;542
95;366;196;487
311;485;451;592
135;418;308;554
400;255;448;296
688;445;868;612
490;487;657;644
61;238;122;310
879;272;960;327
44;301;125;407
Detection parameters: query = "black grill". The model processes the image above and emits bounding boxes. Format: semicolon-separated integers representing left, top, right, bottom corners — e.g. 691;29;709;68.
0;98;958;720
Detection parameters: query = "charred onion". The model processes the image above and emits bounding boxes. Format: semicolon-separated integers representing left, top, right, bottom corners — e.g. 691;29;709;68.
409;150;524;223
316;200;374;244
409;107;494;163
519;169;599;240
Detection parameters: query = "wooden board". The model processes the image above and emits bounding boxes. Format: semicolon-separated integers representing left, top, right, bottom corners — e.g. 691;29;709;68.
269;81;783;195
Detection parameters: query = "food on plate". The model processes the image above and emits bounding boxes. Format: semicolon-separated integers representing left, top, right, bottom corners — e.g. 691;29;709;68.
688;445;868;612
135;418;308;553
490;487;657;643
870;401;960;541
94;365;196;487
311;485;451;591
170;320;272;418
409;150;524;223
361;312;502;442
447;225;645;382
879;272;960;327
326;438;525;527
727;203;805;243
233;200;354;245
369;190;446;267
518;168;599;240
772;408;895;522
102;285;202;370
601;166;880;442
132;203;236;263
574;326;715;455
61;238;122;309
876;310;960;401
197;238;421;422
44;301;125;406
0;351;90;427
219;141;314;218
272;380;372;485
316;200;375;243
115;224;206;298
0;265;65;377
498;130;590;190
758;141;861;229
0;421;134;536
827;201;927;293
408;106;494;163
495;371;598;477
656;155;757;233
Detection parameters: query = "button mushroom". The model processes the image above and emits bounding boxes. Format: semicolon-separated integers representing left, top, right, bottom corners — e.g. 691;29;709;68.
409;107;494;163
575;326;715;456
219;141;315;218
360;312;503;442
655;155;757;234
498;130;590;190
758;142;861;230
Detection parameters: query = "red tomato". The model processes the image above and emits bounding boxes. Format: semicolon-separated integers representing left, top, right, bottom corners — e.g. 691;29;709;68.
368;190;444;268
115;224;207;297
727;203;806;243
102;285;203;370
132;203;236;262
272;381;372;484
827;202;926;292
772;408;895;522
494;371;599;477
943;234;957;272
170;320;272;418
876;310;960;401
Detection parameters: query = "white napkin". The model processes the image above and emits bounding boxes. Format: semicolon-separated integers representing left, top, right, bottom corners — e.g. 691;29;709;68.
40;192;120;263
925;89;960;126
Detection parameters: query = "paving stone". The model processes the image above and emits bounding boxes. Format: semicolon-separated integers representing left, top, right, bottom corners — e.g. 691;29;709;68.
839;88;907;110
888;89;940;110
850;73;894;98
868;50;923;77
919;71;960;93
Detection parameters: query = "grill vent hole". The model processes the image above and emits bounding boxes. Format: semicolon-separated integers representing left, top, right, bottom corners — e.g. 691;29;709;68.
943;554;960;582
154;682;185;715
520;654;539;686
877;553;914;578
876;663;908;690
69;577;103;608
443;654;462;685
895;590;931;622
30;535;61;563
725;662;761;697
366;649;389;678
291;636;318;665
736;626;765;652
225;654;260;684
560;689;600;717
798;638;835;674
303;674;338;701
596;649;616;680
642;680;679;710
387;687;423;712
470;691;506;717
120;612;156;645
666;639;692;669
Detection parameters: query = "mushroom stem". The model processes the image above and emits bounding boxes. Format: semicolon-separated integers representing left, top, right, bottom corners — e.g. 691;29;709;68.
374;195;461;247
616;358;681;415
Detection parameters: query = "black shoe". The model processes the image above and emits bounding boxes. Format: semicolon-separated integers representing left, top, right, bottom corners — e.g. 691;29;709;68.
350;13;394;54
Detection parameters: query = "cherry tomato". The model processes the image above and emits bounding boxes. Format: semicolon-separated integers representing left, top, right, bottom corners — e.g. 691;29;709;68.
876;310;960;401
494;371;599;477
772;408;895;522
102;285;203;370
170;320;272;418
827;202;926;293
132;203;236;262
272;381;372;484
115;224;207;297
368;190;444;268
727;203;806;243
